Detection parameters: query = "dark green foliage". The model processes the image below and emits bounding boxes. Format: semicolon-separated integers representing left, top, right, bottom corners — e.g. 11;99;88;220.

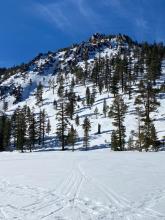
98;123;101;134
86;87;91;106
13;85;23;104
111;130;118;151
27;110;37;152
135;80;160;151
109;95;128;151
3;100;8;112
67;125;78;151
75;114;80;126
35;82;43;105
37;109;47;147
65;92;76;120
0;114;11;151
13;107;27;152
56;102;68;151
103;99;108;118
46;119;51;135
82;117;91;150
94;107;99;119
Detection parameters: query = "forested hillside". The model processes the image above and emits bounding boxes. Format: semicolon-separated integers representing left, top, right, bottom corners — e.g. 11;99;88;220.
0;33;165;152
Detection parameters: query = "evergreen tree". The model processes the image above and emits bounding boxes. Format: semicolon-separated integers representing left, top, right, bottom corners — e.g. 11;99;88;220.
46;119;51;135
67;125;78;151
82;117;91;150
75;114;80;126
35;82;43;105
103;99;108;118
111;130;118;151
14;107;27;152
57;84;64;98
86;87;91;106
0;114;11;151
3;100;8;112
13;85;23;104
94;107;99;119
38;109;47;147
53;99;58;110
51;78;56;94
110;72;119;97
109;95;128;151
65;92;76;120
98;123;101;134
27;111;37;152
56;102;68;151
134;106;144;152
127;130;135;150
150;123;159;151
135;81;159;151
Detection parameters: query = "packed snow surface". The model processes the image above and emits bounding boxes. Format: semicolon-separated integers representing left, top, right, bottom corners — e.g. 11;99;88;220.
0;150;165;220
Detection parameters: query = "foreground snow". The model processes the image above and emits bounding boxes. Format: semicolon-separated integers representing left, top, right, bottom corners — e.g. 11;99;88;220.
0;150;165;220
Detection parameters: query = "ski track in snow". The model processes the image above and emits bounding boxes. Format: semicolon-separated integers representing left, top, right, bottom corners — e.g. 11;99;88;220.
0;155;165;220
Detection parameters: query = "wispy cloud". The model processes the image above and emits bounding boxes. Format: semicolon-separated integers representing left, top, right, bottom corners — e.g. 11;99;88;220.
103;0;149;34
74;0;100;23
32;0;101;33
34;2;71;31
135;17;148;30
103;0;122;8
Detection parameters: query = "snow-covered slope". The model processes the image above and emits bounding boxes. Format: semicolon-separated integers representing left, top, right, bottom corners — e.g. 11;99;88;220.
0;150;165;219
0;33;165;150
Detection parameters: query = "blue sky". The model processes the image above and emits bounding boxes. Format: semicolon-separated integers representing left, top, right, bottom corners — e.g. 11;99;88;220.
0;0;165;67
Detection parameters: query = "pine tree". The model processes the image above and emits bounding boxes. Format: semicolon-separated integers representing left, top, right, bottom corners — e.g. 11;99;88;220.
13;85;23;104
56;102;68;151
0;114;11;151
90;93;95;106
150;123;159;151
111;130;118;151
86;87;91;106
27;112;36;152
35;82;43;105
135;80;159;151
82;117;91;150
109;95;128;151
65;92;76;120
3;100;8;112
14;107;27;152
46;119;51;135
134;106;144;152
110;72;119;97
75;114;80;126
67;125;78;151
57;84;64;98
51;78;56;94
94;107;99;119
71;77;75;89
98;123;101;134
53;99;58;110
37;110;42;146
91;59;100;86
40;109;47;147
104;55;111;92
127;130;135;150
103;99;108;117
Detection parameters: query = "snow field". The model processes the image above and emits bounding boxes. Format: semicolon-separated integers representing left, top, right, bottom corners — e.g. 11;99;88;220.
0;150;165;219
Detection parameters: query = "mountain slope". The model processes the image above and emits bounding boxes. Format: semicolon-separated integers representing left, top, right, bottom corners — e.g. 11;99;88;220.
0;33;165;151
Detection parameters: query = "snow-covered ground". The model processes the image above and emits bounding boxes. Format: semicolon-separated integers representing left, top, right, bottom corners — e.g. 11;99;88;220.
0;150;165;220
